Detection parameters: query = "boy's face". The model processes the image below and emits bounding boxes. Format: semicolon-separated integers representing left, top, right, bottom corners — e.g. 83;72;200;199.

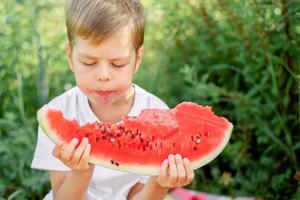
66;27;144;107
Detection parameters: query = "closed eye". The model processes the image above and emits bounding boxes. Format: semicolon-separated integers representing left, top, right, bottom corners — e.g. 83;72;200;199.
82;62;97;66
112;63;127;68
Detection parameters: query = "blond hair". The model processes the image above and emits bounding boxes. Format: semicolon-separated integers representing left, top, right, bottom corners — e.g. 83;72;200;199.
66;0;145;50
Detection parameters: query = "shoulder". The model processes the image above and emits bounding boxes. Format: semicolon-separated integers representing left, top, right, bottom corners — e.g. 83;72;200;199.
43;86;85;118
134;84;169;109
47;86;78;107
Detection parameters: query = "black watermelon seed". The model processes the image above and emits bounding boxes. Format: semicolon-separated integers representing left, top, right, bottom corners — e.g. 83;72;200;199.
96;137;99;142
102;136;107;140
115;162;119;166
116;130;122;137
193;147;197;151
111;160;114;164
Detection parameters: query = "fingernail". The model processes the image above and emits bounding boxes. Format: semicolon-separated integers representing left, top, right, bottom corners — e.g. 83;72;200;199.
72;138;78;144
175;154;181;160
183;158;189;163
168;154;174;160
82;137;88;144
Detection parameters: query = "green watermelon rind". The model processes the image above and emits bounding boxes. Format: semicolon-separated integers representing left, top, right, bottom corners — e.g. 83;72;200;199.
89;157;161;176
37;105;233;176
37;105;60;144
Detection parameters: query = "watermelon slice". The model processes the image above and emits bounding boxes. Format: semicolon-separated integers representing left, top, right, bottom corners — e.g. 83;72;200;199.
37;102;233;175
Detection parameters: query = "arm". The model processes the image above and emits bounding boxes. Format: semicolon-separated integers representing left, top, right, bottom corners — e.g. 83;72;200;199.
127;178;168;200
50;170;94;200
128;154;194;200
50;138;94;200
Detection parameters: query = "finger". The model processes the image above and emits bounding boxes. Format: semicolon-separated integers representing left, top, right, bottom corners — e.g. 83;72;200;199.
183;158;194;184
167;154;178;186
71;137;89;164
175;154;186;186
78;143;91;169
61;138;78;161
158;159;169;183
52;140;64;158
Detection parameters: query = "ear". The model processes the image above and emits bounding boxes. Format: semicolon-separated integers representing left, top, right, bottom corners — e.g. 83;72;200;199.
134;47;144;74
65;43;74;71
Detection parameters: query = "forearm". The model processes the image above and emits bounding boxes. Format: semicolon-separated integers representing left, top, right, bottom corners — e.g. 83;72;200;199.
130;177;169;200
54;170;93;200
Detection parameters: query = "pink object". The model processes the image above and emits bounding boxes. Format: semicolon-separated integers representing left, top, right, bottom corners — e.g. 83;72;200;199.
170;188;205;200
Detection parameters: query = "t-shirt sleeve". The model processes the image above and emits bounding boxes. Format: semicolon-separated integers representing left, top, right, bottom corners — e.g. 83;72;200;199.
31;126;70;171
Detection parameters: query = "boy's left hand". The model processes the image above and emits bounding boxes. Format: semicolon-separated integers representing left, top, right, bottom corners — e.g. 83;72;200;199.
155;154;194;188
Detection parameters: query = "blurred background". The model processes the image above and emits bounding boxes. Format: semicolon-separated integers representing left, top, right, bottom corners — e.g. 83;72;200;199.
0;0;299;199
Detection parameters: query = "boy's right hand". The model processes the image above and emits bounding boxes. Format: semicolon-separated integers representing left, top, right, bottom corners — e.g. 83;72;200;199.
52;137;94;172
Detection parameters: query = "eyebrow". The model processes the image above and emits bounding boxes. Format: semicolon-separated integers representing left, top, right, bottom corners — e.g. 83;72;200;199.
78;53;131;61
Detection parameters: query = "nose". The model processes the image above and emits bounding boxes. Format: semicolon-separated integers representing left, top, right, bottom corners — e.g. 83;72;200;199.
95;63;111;82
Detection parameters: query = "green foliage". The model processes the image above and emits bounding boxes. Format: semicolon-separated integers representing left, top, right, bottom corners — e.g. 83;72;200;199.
0;0;299;199
0;0;72;198
138;0;300;199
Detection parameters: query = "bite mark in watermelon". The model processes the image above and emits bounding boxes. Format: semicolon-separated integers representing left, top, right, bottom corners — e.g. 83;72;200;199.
37;102;233;175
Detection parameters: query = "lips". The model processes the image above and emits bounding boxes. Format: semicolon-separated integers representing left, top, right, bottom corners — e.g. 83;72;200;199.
96;90;115;96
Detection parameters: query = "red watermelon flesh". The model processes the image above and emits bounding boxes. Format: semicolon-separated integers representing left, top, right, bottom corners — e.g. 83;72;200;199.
37;102;233;175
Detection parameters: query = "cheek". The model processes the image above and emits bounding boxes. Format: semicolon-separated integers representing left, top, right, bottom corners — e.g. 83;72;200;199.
115;67;134;84
73;67;94;86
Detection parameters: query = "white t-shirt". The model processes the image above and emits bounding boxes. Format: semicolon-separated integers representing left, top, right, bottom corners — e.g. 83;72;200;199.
31;84;168;200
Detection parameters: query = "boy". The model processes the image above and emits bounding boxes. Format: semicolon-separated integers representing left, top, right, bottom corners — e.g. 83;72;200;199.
31;0;194;199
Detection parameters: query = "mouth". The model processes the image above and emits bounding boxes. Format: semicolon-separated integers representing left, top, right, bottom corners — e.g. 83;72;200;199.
96;90;115;97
